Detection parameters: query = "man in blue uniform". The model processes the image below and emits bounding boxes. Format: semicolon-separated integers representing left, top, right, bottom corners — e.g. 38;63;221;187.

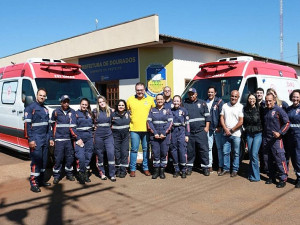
51;95;76;184
263;93;290;188
24;88;54;193
183;88;211;176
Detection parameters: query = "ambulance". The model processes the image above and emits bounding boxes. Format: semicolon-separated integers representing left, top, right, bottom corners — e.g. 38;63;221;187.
182;56;300;161
0;58;99;153
182;56;300;104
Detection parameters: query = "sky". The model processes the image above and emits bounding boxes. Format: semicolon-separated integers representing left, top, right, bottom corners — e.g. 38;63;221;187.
0;0;299;64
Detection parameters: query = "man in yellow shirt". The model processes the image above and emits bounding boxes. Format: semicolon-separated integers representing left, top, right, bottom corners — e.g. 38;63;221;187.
127;82;155;177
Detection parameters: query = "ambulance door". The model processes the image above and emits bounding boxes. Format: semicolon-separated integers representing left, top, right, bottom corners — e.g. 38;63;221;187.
0;79;24;147
19;78;36;147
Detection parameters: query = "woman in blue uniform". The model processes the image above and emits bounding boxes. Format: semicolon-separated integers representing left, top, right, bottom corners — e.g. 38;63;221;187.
70;98;94;184
147;94;173;179
286;89;300;188
93;96;116;182
170;95;190;178
112;100;130;178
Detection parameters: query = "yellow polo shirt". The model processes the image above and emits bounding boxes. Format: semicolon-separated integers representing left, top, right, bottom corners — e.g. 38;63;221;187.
127;94;155;132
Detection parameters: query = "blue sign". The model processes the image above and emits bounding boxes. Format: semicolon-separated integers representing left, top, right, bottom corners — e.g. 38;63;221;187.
79;48;138;82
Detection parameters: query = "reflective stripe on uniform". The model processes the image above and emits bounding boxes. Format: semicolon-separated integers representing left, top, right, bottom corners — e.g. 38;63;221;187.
153;121;168;124
186;163;193;166
97;163;103;166
56;124;76;128
32;122;49;127
290;124;300;128
147;118;152;121
55;139;70;141
180;163;186;166
30;172;40;176
189;118;205;123
108;161;115;165
65;166;73;171
204;113;210;117
120;164;129;167
76;127;93;130
161;160;167;164
40;169;46;172
168;118;173;122
173;123;184;126
111;125;130;129
96;123;110;127
153;160;160;164
24;119;32;123
53;169;60;173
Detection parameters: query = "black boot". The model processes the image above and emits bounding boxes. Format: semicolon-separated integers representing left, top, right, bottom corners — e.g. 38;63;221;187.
78;172;85;184
152;168;159;179
85;171;91;182
295;179;300;188
160;168;166;179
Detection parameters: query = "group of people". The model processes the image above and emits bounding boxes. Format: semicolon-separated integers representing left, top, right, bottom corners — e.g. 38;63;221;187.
24;82;300;193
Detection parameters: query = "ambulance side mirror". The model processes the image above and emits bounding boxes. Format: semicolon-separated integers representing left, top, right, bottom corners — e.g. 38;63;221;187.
25;96;34;107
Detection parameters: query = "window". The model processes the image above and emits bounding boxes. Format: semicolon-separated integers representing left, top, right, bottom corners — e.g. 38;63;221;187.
2;81;18;104
22;79;35;103
240;77;257;104
185;79;191;87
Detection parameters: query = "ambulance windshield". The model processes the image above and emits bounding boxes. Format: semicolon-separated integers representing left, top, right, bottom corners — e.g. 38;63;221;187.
35;78;98;105
182;77;242;103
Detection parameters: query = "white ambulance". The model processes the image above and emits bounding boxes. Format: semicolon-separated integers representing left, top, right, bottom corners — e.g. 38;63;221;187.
182;56;300;104
0;58;99;153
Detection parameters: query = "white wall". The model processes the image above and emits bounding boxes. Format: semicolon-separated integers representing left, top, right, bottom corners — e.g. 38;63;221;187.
119;78;140;101
172;44;236;95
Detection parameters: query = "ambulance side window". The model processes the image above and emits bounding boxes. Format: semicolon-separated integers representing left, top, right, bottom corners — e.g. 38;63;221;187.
241;77;257;105
22;79;35;104
1;81;18;104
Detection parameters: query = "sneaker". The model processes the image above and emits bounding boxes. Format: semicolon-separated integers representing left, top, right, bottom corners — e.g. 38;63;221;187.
265;178;276;184
230;171;238;177
101;175;107;180
111;177;117;182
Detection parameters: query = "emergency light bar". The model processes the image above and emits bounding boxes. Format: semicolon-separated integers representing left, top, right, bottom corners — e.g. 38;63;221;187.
199;61;238;69
40;62;81;72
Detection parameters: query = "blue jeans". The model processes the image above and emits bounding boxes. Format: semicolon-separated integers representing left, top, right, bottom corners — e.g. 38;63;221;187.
223;135;241;172
208;129;224;168
247;132;262;181
129;132;149;171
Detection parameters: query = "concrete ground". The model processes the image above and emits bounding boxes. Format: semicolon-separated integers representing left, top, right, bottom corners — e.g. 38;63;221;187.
0;148;300;225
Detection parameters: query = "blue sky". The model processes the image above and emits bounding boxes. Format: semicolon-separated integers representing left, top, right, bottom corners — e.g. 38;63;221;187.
1;0;299;64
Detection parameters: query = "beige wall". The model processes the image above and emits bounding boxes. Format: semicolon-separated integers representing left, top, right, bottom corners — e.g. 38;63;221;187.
0;15;159;67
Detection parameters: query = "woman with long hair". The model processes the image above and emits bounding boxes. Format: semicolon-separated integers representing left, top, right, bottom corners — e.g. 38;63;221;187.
70;98;94;184
243;93;263;182
93;96;116;182
111;99;130;178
